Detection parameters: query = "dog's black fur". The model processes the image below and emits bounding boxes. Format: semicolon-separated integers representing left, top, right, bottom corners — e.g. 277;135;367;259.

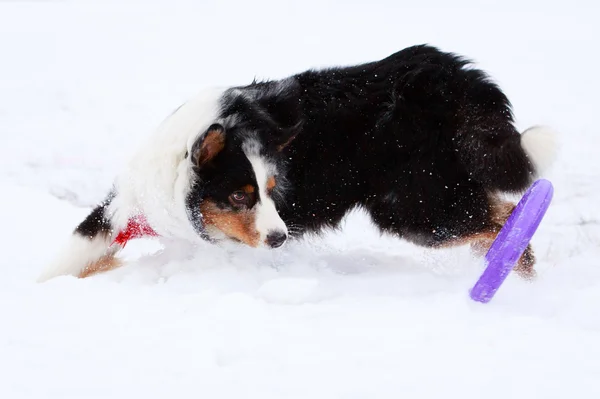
218;44;535;248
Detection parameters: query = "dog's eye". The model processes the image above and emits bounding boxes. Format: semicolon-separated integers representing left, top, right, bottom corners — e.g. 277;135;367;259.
229;191;247;206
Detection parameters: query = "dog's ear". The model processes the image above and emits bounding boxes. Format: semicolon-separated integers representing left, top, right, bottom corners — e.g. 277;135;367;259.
191;124;226;167
276;122;302;152
257;94;303;152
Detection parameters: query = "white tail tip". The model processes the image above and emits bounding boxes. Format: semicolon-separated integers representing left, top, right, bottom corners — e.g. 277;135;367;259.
521;125;558;175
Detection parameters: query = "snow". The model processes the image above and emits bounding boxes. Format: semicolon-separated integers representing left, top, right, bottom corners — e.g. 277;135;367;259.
1;1;600;398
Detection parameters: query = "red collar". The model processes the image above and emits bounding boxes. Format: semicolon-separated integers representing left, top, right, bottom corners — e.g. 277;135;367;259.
112;215;158;247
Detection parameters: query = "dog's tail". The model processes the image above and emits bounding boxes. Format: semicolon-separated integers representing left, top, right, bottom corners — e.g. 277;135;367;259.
458;124;557;193
37;193;124;282
520;125;558;175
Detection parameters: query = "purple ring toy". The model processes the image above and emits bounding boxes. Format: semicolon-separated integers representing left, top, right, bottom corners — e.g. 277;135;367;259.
469;179;554;303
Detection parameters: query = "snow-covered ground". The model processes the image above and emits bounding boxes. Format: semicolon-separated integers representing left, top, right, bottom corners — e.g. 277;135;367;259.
1;1;599;398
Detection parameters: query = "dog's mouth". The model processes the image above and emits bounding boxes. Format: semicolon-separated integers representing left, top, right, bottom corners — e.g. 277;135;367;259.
202;224;258;247
203;225;288;249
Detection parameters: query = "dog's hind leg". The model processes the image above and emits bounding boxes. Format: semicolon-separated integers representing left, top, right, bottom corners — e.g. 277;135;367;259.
436;201;536;280
481;201;536;279
37;191;128;282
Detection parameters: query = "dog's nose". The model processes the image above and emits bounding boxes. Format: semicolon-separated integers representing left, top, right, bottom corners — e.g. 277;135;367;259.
266;231;287;248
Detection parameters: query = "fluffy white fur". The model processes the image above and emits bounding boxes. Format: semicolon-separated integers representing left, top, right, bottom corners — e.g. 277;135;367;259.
521;125;558;175
111;87;226;241
38;88;227;282
37;234;115;282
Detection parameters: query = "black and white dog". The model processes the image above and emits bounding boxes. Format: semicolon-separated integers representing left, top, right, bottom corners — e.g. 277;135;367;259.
38;44;556;282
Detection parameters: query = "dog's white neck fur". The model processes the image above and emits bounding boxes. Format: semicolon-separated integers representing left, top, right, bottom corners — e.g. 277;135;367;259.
111;87;226;241
243;140;288;244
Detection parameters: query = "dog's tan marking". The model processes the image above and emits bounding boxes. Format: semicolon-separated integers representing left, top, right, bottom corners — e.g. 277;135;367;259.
266;176;276;194
200;200;260;247
242;184;255;194
78;255;123;279
489;201;517;225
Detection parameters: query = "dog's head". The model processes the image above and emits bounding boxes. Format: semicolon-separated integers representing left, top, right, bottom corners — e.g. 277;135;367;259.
184;85;300;248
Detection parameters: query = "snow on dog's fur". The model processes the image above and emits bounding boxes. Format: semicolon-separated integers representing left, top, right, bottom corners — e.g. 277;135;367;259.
38;44;556;282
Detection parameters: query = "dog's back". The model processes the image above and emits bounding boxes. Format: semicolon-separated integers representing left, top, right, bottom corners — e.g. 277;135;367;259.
290;44;552;192
277;45;555;274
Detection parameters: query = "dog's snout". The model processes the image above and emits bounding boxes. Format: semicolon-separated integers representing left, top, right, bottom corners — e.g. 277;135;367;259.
266;231;287;248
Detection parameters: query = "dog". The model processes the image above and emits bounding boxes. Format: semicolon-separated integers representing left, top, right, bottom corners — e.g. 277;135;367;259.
38;44;556;282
